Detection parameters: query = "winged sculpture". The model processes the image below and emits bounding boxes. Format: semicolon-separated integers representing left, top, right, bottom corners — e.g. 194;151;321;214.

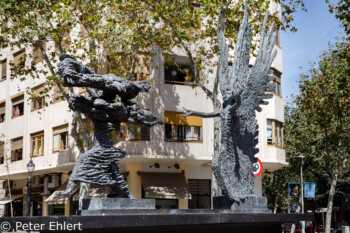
183;0;277;201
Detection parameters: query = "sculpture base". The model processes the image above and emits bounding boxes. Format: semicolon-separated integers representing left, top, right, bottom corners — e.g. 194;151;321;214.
81;198;155;215
213;196;269;212
3;211;314;233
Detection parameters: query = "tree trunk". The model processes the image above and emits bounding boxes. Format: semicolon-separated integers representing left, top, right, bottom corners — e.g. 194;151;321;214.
325;174;337;233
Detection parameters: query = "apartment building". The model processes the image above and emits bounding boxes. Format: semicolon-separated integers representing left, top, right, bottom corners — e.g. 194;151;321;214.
0;6;285;217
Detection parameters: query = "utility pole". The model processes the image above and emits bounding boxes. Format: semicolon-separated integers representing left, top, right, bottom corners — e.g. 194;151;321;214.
298;155;305;233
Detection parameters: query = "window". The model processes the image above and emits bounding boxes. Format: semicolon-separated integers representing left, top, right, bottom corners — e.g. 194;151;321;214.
164;57;194;85
12;95;24;118
268;69;282;97
122;124;150;141
13;49;26;70
164;111;202;142
0;141;4;164
53;124;68;152
0;102;5;123
31;131;44;157
267;119;283;147
53;85;68;103
31;84;45;111
11;137;23;162
107;53;149;81
188;179;211;209
33;41;46;64
1;59;6;81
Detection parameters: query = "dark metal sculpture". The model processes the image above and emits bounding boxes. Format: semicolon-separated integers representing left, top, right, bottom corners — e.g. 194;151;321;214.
183;1;277;201
57;54;162;198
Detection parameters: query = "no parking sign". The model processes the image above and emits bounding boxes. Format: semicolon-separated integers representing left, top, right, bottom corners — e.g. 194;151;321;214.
253;158;263;177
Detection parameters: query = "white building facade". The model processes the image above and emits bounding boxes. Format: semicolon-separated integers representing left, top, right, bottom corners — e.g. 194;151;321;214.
0;4;285;216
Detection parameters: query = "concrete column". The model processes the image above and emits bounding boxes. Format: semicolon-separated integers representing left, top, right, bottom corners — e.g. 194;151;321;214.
42;195;49;216
126;163;142;199
64;199;70;216
178;164;188;209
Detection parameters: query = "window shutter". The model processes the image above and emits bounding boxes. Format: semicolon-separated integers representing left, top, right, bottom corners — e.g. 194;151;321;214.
53;124;68;135
13;49;25;66
12;95;24;106
11;137;23;151
164;111;202;127
32;84;45;96
33;41;46;64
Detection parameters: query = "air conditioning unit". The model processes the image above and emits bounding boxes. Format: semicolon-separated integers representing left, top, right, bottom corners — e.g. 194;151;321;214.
47;175;59;189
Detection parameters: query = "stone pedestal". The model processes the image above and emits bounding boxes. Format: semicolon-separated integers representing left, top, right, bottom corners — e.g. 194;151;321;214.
213;196;269;213
81;198;155;215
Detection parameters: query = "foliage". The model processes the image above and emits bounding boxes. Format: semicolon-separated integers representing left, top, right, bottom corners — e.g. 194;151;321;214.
328;0;350;38
264;41;350;231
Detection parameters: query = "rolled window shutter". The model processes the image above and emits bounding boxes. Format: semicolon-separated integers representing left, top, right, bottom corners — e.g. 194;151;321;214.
12;95;24;106
11;137;23;151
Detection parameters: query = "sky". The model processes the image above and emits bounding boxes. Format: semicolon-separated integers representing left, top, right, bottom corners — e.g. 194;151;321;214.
281;0;344;100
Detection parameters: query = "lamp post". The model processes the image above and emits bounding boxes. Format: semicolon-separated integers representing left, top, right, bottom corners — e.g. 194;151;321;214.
298;155;305;233
27;159;35;217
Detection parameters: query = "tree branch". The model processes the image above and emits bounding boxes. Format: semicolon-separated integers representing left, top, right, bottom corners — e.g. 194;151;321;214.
38;44;92;153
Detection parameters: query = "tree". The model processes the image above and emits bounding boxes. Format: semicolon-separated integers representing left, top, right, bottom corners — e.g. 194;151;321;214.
0;0;306;203
328;0;350;38
297;40;350;233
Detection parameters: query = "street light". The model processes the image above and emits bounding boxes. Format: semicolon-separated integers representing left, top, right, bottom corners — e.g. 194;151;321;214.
298;155;305;233
27;159;35;217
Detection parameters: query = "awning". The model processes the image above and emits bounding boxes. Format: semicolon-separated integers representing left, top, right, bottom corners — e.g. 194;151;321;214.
45;181;79;205
140;172;192;199
0;195;23;205
72;185;112;201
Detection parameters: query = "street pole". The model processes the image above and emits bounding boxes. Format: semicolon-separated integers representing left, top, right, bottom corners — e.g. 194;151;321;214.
298;155;305;233
27;174;32;217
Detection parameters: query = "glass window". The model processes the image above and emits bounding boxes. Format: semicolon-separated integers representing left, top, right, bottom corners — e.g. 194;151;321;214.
174;125;182;141
184;125;192;140
53;128;68;152
11;137;23;162
164;57;194;85
0;102;5;123
124;124;150;141
1;59;6;81
140;126;149;140
127;125;137;139
0;141;4;164
165;124;172;139
267;120;272;144
164;111;202;142
31;85;46;111
31;132;44;157
267;119;283;147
